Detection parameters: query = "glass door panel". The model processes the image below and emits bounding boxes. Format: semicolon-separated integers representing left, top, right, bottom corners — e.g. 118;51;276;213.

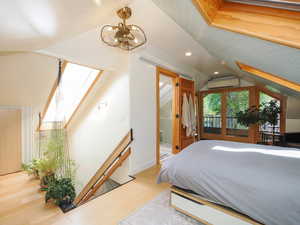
203;93;222;134
259;92;280;133
226;90;249;137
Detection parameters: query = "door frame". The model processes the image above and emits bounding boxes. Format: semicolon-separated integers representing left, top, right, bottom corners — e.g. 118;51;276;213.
156;67;179;165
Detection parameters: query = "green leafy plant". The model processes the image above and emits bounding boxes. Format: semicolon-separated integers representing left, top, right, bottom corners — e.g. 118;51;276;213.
236;100;281;144
37;128;75;189
260;100;281;133
45;178;76;206
236;106;261;127
22;158;41;179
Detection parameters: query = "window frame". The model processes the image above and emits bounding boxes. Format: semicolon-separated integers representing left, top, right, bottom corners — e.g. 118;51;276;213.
37;61;103;131
192;0;300;50
198;86;286;143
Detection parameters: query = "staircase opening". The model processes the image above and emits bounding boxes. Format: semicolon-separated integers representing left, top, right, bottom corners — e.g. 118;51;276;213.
73;129;134;208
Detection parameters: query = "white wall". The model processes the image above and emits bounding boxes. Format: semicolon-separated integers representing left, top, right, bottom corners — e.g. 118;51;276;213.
129;55;157;175
0;53;59;163
286;119;300;133
286;96;300;132
67;66;130;192
128;53;199;175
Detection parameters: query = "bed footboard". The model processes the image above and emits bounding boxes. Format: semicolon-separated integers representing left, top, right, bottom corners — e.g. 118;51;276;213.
170;186;263;225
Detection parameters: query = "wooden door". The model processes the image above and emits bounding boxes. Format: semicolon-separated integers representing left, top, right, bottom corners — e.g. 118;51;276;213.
174;78;195;153
0;109;22;175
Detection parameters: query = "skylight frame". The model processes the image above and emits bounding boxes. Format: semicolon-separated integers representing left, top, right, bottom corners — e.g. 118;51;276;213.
38;61;103;131
226;0;300;11
236;62;300;93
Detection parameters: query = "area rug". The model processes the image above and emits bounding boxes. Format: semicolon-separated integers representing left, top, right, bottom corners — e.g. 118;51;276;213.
118;190;205;225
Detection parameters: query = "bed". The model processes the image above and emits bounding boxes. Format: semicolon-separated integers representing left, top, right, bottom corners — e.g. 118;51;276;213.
157;140;300;225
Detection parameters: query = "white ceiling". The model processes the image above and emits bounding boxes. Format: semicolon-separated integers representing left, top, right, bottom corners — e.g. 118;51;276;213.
151;0;300;97
0;0;234;77
0;0;131;51
1;0;299;109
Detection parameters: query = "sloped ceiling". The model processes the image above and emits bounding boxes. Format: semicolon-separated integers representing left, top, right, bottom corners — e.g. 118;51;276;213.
0;0;132;51
0;53;57;107
151;0;300;97
37;0;235;77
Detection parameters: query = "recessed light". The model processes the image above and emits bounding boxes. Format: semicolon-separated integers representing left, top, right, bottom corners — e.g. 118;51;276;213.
94;0;102;6
185;52;192;57
214;71;219;75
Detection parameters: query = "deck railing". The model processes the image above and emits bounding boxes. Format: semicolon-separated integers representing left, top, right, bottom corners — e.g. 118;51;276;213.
203;116;280;136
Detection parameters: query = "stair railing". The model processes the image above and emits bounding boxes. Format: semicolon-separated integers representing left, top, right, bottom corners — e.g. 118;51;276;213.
74;129;133;206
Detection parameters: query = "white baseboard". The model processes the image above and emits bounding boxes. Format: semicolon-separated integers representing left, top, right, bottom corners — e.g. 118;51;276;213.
130;159;156;176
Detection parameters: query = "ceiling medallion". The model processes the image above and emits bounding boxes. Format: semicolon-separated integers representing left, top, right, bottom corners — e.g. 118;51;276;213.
100;7;147;51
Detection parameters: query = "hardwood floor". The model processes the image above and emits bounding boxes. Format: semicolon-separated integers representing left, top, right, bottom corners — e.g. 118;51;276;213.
0;172;64;225
0;166;169;225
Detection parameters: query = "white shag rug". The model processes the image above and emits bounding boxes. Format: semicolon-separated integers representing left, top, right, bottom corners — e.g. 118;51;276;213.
118;190;205;225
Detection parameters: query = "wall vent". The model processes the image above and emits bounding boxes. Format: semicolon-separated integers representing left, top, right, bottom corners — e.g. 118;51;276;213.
207;76;240;89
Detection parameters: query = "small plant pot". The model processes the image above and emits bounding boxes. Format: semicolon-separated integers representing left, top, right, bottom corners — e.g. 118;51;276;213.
59;200;76;213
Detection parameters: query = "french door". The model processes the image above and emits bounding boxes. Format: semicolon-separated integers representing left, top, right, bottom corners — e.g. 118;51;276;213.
199;86;286;143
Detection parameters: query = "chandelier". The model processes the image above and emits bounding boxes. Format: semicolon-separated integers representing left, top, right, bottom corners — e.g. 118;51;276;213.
100;7;147;51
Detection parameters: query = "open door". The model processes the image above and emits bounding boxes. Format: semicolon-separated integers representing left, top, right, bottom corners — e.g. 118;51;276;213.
173;77;195;153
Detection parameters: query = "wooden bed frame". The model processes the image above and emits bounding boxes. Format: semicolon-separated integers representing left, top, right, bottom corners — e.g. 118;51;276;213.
170;186;263;225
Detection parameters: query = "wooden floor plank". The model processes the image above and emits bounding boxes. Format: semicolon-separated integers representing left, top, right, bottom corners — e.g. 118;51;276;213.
0;167;168;225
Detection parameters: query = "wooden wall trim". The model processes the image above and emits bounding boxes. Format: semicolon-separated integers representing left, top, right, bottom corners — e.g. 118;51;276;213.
39;61;68;126
64;70;103;129
192;0;224;24
156;67;180;165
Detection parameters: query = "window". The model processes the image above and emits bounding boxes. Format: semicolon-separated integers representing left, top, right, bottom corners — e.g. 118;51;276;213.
259;92;281;133
226;90;249;137
226;0;300;11
192;0;300;50
200;86;286;143
203;93;222;134
41;62;102;130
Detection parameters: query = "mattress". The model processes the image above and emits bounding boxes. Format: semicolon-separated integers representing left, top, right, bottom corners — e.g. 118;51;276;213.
157;140;300;225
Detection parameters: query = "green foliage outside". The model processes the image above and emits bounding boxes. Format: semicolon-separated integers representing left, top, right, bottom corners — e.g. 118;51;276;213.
204;91;277;117
203;91;280;131
203;93;222;115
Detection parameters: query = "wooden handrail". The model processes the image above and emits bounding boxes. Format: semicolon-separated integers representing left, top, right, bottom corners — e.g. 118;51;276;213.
74;129;133;206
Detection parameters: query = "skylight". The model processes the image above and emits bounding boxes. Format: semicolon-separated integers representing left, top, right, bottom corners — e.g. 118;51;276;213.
42;62;101;128
226;0;300;11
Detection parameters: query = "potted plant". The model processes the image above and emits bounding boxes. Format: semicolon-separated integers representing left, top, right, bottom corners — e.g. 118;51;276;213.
236;100;281;145
260;100;281;143
45;178;76;212
236;105;261;127
22;158;41;179
36;157;57;190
